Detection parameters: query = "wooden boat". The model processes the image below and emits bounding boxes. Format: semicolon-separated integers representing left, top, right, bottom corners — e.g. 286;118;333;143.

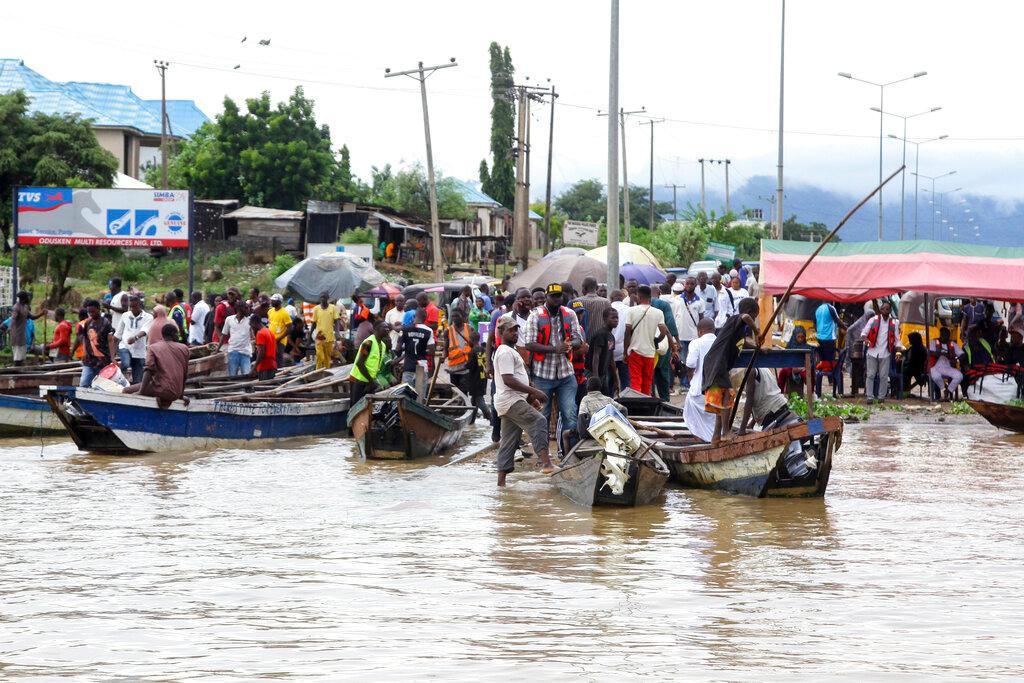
967;399;1024;434
615;387;684;417
0;350;228;435
347;383;473;460
44;366;349;454
634;415;843;498
550;438;669;507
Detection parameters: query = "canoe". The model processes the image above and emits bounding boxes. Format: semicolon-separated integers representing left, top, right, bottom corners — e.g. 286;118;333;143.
0;351;229;436
639;416;843;498
347;383;473;460
551;438;669;507
616;387;684;417
967;399;1024;434
44;367;350;454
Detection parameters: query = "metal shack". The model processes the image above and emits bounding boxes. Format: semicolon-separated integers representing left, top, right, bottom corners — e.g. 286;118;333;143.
223;205;305;253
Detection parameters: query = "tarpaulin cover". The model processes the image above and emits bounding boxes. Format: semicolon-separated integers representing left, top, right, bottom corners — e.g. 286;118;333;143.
761;239;1024;302
274;252;385;301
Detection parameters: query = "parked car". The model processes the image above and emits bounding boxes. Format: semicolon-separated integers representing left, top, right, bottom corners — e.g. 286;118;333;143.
686;260;720;277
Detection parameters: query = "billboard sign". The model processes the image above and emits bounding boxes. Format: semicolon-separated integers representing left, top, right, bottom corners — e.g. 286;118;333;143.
706;240;736;262
562;219;599;247
16;187;190;247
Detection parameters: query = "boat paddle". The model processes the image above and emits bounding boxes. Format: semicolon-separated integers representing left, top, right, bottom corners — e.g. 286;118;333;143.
726;165;905;431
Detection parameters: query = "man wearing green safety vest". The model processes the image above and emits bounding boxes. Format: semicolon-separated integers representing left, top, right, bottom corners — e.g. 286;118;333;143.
166;290;189;343
350;320;391;406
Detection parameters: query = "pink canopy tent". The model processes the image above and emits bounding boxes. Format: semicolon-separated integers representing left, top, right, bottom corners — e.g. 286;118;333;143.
760;239;1024;303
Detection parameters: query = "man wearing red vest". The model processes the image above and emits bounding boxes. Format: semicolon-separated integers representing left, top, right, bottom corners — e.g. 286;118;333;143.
861;301;902;403
523;283;583;441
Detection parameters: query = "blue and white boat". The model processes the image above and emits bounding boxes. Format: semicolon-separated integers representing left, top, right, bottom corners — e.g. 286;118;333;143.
45;370;350;454
0;392;66;433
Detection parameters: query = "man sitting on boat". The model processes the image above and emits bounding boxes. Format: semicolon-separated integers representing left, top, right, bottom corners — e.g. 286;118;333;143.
123;323;191;408
493;314;553;485
577;376;627;442
350;320;391;407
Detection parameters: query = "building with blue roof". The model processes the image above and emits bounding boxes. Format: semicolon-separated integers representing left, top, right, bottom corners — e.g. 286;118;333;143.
0;59;209;180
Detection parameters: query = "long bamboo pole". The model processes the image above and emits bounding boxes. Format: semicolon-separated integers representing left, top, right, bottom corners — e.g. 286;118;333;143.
727;165;905;428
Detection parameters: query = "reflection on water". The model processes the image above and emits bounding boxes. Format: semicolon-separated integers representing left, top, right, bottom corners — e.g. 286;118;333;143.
1;424;1022;679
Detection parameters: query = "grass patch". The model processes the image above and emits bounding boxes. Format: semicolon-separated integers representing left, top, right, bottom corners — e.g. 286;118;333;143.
949;400;977;415
787;392;872;422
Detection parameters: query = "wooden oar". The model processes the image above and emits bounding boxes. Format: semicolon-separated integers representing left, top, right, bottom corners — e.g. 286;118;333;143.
726;165;905;430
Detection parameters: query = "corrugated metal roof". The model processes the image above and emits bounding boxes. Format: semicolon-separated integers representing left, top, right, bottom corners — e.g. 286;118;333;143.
451;178;501;207
223;205;304;220
0;59;208;137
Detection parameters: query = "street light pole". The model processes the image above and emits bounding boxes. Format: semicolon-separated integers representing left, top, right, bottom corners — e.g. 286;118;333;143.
875;106;941;239
639;118;663;230
385;58;458;282
838;70;927;239
775;0;785;239
912;170;956;240
599;105;644;242
894;134;947;239
543;83;558;254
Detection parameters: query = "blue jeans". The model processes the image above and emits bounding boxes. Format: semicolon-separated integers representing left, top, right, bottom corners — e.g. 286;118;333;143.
118;348;145;384
533;374;578;435
678;341;691;387
80;365;99;388
228;351;252;376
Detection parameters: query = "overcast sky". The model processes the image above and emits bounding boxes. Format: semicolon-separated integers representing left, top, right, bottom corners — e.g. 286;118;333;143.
4;0;1023;213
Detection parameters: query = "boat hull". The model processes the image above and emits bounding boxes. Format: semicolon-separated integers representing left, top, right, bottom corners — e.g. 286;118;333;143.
46;388;348;454
0;393;65;433
551;441;669;507
968;399;1024;433
656;417;844;498
347;385;473;460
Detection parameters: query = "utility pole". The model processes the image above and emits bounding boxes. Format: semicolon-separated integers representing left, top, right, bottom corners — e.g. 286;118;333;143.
542;83;558;254
724;159;731;214
599;106;644;242
698;158;706;214
154;60;169;189
663;183;684;221
640;118;663;230
385;58;458;282
775;0;785;238
507;82;550;269
606;0;620;289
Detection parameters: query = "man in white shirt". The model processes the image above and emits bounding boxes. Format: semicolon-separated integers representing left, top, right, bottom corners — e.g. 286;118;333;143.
683;318;718;442
861;301;902;403
671;277;704;389
928;326;963;400
623;285;670;396
714;273;736;329
217;301;255;376
694;271;718;322
492;315;552;486
112;294;153;383
385;294;407;349
104;277;128;331
189;291;211;346
610;289;631;391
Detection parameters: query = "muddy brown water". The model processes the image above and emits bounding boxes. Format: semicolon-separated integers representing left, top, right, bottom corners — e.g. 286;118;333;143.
1;424;1022;679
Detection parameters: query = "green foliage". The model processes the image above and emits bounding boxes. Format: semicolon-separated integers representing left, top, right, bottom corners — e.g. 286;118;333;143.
555;178;606;223
207;249;245;268
154;87;339;210
1008;399;1024;408
949;400;978;414
782;214;835;242
271;254;298;278
787;392;872;421
480;42;515;208
530;201;566;249
364;163;468;220
340;227;376;244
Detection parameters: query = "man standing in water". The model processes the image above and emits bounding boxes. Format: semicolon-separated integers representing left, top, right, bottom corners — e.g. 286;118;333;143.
493;315;552;486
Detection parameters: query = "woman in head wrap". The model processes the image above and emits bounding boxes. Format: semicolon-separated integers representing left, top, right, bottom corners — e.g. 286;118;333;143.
777;325;811;395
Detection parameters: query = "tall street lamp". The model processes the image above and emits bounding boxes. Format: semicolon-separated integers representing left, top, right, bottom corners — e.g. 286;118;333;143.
838;70;927;240
919;182;961;240
874;106;941;239
890;133;947;239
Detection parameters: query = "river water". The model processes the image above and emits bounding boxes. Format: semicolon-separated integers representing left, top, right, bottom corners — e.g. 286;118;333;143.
1;424;1022;680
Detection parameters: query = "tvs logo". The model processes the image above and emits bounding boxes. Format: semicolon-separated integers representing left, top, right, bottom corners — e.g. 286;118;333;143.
164;212;187;233
17;188;72;212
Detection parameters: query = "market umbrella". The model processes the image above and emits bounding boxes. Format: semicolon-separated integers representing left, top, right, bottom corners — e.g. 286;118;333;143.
507;255;606;293
585;243;663;269
542;247;587;261
620;263;668;286
363;282;402;298
274;252;385;301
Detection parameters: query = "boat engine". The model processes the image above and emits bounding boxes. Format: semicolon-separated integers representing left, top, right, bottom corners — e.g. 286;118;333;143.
599;454;631;495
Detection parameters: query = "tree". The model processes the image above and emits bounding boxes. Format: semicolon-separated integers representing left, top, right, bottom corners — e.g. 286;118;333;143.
0;91;118;304
782;214;832;242
479;43;516;208
621;184;673;230
366;163;468;221
530;201;566;250
555;179;606;223
151;87;339;210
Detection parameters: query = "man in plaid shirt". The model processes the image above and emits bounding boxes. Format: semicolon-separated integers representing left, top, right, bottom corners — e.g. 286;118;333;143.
524;283;584;441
